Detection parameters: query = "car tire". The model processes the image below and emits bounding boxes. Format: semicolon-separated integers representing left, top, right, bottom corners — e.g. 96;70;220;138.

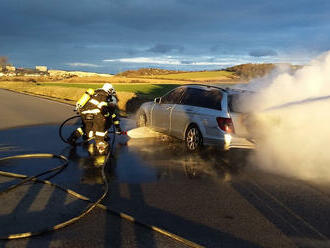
185;125;203;152
136;110;147;127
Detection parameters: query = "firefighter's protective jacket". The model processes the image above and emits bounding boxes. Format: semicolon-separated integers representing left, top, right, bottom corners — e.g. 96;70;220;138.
80;89;120;130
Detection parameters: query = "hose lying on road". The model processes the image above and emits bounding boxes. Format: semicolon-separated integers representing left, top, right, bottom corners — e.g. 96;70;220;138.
0;119;114;240
59;115;94;145
0;152;109;240
59;115;80;144
0;118;204;248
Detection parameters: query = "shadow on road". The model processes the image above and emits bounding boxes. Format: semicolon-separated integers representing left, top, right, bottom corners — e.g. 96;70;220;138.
3;125;326;247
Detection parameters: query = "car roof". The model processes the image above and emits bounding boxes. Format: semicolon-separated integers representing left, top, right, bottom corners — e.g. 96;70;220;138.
174;84;254;95
180;84;226;92
224;87;254;95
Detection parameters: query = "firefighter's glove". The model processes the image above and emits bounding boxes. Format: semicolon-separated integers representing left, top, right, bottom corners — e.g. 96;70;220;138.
68;136;77;146
74;105;81;114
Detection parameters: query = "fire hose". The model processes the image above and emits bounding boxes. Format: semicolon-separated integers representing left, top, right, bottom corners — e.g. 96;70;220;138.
0;116;204;248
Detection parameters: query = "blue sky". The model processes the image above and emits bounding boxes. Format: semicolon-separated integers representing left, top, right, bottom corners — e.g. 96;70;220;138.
1;0;330;73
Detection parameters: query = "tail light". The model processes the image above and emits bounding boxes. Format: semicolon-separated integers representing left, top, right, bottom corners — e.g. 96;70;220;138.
216;117;235;134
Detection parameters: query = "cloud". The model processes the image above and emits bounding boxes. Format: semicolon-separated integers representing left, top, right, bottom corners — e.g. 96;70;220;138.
146;44;184;54
249;49;278;57
125;49;140;56
104;56;243;67
66;62;102;68
210;45;220;52
1;0;330;72
180;60;193;65
104;57;181;65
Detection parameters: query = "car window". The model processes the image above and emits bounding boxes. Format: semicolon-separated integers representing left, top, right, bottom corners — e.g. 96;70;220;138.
228;93;253;113
228;95;239;112
181;88;222;110
161;87;184;104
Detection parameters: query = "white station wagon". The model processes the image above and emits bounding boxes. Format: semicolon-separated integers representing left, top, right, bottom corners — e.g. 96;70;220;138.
136;84;255;151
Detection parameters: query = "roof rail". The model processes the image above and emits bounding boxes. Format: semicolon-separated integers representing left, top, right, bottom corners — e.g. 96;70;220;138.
181;83;228;92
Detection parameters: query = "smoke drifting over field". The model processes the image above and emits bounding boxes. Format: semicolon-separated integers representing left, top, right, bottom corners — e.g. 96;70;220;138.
240;52;330;181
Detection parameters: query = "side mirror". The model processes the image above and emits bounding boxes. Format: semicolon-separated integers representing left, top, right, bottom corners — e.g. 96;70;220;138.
154;97;161;104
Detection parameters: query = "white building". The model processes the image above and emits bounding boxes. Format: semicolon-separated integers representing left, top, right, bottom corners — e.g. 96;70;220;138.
36;66;48;72
6;65;15;71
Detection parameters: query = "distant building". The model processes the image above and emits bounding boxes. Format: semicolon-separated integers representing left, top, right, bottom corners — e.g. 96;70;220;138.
6;65;15;71
36;66;48;72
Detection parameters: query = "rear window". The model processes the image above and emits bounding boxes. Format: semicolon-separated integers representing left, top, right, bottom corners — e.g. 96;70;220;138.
181;88;222;110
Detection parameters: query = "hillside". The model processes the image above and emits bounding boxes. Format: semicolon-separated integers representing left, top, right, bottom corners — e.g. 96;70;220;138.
117;63;301;81
116;68;238;82
225;63;303;80
0;63;302;87
0;62;302;114
117;68;180;77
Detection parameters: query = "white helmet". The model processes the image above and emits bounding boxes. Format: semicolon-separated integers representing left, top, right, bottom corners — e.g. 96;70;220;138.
102;83;115;94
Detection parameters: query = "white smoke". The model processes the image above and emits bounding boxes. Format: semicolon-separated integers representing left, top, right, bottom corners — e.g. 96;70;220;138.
240;52;330;181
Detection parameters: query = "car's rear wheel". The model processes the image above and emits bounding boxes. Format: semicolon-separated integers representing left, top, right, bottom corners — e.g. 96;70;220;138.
136;110;147;127
185;125;203;152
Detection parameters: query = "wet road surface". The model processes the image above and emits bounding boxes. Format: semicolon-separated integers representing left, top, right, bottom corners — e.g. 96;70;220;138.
1;90;330;247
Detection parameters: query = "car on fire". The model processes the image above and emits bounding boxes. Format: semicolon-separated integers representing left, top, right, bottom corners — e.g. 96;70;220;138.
136;84;255;151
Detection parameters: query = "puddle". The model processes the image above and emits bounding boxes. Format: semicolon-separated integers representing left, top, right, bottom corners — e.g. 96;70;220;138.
0;124;249;186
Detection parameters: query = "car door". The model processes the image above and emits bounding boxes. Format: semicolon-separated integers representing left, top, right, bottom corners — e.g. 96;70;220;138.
170;88;193;139
151;87;185;133
171;87;225;139
170;87;205;138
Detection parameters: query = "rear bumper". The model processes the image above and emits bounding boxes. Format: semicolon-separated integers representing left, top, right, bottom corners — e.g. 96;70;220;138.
204;134;255;151
227;135;255;150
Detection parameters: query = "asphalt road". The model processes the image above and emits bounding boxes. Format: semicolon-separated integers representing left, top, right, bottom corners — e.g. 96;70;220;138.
1;89;330;248
0;89;74;130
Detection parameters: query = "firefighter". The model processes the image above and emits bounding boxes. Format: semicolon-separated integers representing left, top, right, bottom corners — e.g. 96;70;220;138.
68;83;122;154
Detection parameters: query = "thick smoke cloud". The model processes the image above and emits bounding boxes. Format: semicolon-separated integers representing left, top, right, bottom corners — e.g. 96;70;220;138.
239;52;330;181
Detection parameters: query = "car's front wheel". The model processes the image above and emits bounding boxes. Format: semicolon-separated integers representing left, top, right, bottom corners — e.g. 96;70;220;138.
136;110;147;127
185;125;203;152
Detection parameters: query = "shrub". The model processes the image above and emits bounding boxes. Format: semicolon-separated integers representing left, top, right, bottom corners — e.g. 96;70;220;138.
225;63;276;80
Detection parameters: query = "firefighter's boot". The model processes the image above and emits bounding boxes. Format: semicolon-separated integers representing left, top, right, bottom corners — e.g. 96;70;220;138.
68;131;80;146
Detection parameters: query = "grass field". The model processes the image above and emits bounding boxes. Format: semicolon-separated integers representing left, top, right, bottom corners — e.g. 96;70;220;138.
141;70;237;81
64;76;189;85
39;82;179;97
0;73;241;113
57;70;238;84
0;81;181;113
37;82;238;97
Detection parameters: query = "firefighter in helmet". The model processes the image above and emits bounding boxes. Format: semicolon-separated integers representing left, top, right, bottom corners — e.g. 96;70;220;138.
68;83;122;154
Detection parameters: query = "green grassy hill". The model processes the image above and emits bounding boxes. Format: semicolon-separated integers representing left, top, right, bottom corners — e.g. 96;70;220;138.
116;68;238;82
117;63;301;82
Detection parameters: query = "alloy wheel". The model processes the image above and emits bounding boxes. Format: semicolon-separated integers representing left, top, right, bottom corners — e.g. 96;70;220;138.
137;113;146;127
186;126;202;151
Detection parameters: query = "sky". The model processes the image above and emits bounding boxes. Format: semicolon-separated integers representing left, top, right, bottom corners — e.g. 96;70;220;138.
1;0;330;74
